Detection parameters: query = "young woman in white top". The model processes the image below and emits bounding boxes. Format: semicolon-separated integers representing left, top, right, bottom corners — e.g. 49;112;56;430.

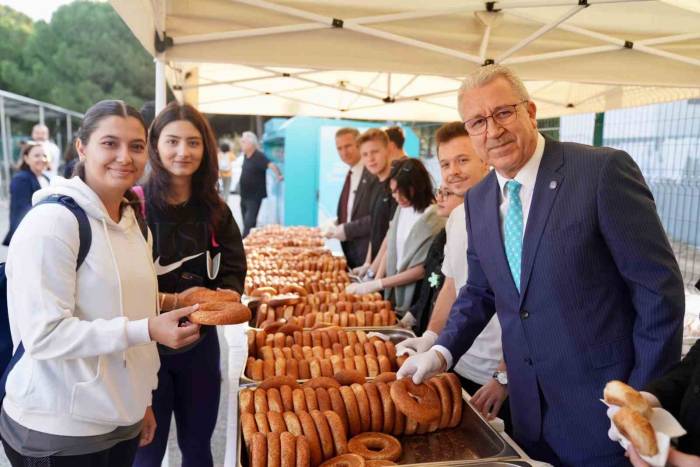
346;158;445;318
1;100;202;467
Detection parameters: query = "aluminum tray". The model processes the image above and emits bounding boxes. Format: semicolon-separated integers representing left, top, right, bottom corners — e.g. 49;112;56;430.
236;386;520;466
240;328;416;385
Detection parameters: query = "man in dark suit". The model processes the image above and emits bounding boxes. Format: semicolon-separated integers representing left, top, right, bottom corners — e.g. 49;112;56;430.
325;128;378;269
398;65;685;465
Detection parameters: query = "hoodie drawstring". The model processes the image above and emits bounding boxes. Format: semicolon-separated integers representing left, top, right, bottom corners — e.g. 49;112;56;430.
101;219;128;367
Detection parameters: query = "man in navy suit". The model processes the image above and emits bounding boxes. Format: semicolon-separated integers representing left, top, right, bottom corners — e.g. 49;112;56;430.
398;65;684;465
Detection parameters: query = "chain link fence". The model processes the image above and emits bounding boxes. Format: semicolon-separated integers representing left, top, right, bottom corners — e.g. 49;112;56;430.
559;99;700;292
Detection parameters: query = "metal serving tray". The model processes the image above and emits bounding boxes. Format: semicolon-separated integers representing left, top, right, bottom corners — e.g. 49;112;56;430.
236;386;520;466
240;328;416;385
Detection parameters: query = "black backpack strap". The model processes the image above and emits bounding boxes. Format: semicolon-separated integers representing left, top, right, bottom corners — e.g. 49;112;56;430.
35;195;92;269
1;195;91;402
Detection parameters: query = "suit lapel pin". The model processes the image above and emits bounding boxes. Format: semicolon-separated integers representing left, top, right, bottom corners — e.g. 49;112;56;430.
549;180;557;190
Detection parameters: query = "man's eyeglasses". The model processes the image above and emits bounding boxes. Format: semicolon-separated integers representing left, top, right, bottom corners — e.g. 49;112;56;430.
463;100;528;136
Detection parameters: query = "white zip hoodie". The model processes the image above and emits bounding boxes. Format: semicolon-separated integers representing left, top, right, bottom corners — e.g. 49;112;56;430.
4;177;160;436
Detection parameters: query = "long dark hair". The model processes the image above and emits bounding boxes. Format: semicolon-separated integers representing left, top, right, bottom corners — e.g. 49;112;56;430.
74;100;148;222
390;158;435;212
145;101;225;230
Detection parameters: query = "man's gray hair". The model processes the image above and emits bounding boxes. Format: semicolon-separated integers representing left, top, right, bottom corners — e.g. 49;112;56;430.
241;131;259;148
458;64;530;115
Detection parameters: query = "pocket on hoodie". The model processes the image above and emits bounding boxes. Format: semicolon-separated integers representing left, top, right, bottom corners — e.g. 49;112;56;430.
70;353;152;426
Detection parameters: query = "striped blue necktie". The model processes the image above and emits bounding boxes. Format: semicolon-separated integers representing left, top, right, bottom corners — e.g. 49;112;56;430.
504;180;523;292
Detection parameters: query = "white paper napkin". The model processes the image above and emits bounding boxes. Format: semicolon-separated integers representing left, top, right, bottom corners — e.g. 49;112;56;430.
603;400;686;466
367;331;391;341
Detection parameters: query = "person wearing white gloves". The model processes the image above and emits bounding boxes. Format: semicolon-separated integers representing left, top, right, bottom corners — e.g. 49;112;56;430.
406;184;463;335
325;128;378;269
395;122;510;429
0;100;201;467
346;159;444;316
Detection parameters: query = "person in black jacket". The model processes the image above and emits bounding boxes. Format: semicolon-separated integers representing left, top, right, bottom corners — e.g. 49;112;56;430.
409;184;464;334
239;131;282;237
133;102;246;467
354;128;395;272
3;142;49;245
624;340;700;465
325;127;378;268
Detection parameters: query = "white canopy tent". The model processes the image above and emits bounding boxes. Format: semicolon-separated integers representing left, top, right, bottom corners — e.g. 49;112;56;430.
111;0;700;120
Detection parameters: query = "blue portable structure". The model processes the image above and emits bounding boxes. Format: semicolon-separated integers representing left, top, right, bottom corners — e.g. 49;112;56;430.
262;117;419;227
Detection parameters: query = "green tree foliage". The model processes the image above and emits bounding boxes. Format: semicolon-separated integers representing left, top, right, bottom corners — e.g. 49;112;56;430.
0;1;154;112
0;5;33;90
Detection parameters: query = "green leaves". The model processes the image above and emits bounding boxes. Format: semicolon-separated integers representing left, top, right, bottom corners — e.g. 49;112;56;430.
0;1;154;112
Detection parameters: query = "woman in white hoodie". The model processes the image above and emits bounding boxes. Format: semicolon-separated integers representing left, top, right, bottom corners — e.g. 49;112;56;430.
0;100;202;467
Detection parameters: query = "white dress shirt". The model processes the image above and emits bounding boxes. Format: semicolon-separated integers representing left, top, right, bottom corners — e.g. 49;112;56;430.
346;161;364;221
434;133;546;382
495;133;545;235
440;206;503;385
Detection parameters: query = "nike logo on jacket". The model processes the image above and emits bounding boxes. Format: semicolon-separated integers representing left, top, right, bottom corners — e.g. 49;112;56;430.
154;251;221;279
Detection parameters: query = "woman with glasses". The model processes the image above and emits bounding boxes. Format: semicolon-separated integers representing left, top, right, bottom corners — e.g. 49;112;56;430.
347;158;445;320
406;185;464;334
3;142;50;245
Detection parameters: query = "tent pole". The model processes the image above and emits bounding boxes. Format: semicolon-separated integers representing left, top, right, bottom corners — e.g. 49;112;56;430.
496;4;586;62
635;44;700;67
479;26;492;61
175;23;326;45
155;56;166;112
503;45;619;65
639;32;700;46
235;0;482;64
182;69;318;90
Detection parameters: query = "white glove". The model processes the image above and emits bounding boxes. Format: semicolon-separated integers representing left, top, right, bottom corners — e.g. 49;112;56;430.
398;311;416;329
324;224;347;241
396;348;444;384
396;330;438;356
345;279;383;295
351;263;371;277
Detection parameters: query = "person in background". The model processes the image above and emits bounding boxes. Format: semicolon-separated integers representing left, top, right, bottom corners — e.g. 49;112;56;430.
386;126;409;164
31;124;60;180
239;131;283;237
398;65;684;465
347;159;444;320
218;142;236;203
325;127;378;269
60;137;79;178
408;183;463;335
133;102;246;467
139;101;156;129
1;100;199;467
2;142;49;246
353;128;396;276
396;122;508;429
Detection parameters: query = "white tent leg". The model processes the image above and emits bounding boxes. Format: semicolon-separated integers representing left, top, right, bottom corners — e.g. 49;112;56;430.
155;56;167;112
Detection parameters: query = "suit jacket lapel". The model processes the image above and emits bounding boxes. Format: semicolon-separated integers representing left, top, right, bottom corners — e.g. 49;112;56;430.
350;168;370;218
519;139;564;305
